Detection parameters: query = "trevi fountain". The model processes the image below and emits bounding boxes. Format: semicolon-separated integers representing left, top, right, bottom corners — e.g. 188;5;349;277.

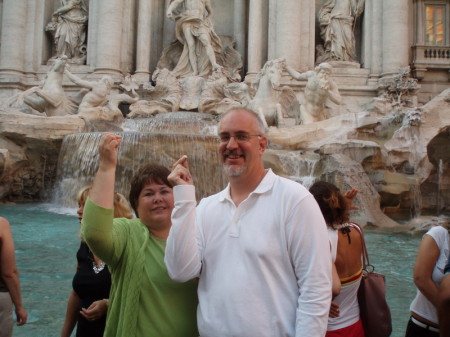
0;0;448;228
0;1;450;336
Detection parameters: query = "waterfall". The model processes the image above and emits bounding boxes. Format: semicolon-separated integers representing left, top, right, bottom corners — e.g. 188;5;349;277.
275;151;320;189
410;184;422;219
52;113;225;208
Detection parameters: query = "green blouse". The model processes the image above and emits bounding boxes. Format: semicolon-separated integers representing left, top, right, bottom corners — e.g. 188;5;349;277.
81;198;198;337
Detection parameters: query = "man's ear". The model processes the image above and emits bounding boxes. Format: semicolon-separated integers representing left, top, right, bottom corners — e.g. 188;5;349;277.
259;136;268;153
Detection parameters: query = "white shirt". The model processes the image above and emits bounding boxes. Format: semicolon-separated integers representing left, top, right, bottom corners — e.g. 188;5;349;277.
410;225;450;324
165;169;332;337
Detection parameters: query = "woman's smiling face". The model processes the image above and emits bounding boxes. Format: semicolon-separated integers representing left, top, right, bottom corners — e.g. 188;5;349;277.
136;181;174;232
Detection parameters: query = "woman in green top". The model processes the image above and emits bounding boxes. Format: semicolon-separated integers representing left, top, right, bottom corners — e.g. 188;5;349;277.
81;132;198;337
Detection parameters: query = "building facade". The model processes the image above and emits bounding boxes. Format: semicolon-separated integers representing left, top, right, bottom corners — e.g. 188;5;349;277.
0;0;448;104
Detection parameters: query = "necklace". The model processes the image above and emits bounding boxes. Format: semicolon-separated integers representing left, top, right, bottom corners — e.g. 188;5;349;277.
87;247;106;274
92;261;106;274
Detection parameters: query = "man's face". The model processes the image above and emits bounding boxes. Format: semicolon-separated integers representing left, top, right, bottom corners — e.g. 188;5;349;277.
217;110;267;178
318;68;331;81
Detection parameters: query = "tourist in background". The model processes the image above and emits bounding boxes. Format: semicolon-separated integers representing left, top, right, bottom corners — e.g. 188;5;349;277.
309;181;365;337
438;255;450;337
167;108;332;336
0;217;27;337
405;225;449;337
61;187;133;337
81;133;198;337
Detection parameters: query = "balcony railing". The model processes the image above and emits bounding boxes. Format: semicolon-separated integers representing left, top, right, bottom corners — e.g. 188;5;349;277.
412;45;450;69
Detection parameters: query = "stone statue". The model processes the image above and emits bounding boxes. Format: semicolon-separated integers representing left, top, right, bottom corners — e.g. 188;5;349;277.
247;58;300;128
6;56;76;116
317;0;365;63
166;0;222;78
128;68;182;118
64;70;133;121
46;0;88;64
285;62;342;124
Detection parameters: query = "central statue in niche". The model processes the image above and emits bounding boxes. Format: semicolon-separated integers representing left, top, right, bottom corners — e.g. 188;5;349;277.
158;0;241;81
166;0;222;78
148;0;242;112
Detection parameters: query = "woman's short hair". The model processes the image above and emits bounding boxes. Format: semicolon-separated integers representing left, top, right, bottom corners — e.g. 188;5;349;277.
77;186;133;219
129;164;172;217
309;181;347;228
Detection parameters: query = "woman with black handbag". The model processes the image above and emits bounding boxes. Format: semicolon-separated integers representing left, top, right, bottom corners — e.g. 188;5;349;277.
309;181;365;337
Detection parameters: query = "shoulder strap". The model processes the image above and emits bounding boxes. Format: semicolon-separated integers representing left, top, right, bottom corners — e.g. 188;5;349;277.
349;222;373;272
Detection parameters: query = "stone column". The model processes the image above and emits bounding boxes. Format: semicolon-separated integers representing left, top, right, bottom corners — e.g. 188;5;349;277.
247;0;268;77
270;1;313;71
363;0;382;83
94;0;124;74
381;0;410;76
0;0;27;74
233;0;246;66
135;0;153;83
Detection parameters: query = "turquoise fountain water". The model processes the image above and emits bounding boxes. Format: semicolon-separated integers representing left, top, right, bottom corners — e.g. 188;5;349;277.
1;203;422;337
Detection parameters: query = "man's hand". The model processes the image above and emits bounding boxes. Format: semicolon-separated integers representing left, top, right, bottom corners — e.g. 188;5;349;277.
169;155;193;186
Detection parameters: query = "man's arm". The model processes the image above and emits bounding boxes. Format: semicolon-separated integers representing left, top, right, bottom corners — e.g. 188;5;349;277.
285;66;311;81
0;217;27;326
165;156;202;281
54;1;77;16
327;81;342;105
204;0;214;18
288;195;332;336
167;0;183;19
65;69;94;89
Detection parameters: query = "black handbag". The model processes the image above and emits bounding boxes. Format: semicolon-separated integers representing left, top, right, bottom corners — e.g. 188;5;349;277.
354;223;392;337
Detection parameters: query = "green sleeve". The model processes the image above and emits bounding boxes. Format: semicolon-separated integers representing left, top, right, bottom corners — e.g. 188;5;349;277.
80;197;126;266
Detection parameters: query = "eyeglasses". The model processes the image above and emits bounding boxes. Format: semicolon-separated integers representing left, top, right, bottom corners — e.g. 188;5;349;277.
218;133;261;143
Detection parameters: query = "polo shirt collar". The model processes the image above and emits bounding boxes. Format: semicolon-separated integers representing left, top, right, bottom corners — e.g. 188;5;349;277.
218;168;276;202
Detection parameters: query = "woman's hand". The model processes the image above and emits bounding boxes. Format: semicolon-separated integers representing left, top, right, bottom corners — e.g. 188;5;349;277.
15;305;27;326
343;188;359;211
98;133;121;171
79;299;108;321
329;301;340;318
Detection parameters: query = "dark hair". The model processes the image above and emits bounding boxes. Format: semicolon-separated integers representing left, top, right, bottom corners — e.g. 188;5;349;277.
309;181;347;228
129;164;172;217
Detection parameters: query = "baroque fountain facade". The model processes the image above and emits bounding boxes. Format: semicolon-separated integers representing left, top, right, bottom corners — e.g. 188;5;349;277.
0;0;449;228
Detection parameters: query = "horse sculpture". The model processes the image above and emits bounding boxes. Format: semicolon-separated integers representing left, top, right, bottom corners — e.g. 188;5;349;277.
7;56;76;116
248;58;300;127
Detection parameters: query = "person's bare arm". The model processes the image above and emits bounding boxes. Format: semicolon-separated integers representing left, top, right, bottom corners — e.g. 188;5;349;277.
327;81;342;105
65;69;94;89
438;273;450;336
167;0;183;19
285;66;310;81
54;1;77;16
61;290;80;337
0;217;27;326
413;235;440;307
204;0;214;19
